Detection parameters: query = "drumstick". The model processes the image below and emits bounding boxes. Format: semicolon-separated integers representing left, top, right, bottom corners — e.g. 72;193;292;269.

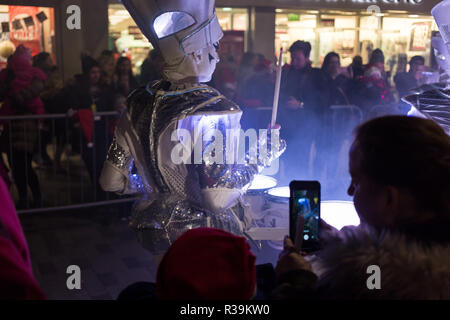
271;48;284;127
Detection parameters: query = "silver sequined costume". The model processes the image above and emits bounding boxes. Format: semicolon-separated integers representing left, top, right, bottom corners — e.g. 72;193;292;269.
99;0;285;254
404;19;450;135
404;84;450;135
100;80;285;253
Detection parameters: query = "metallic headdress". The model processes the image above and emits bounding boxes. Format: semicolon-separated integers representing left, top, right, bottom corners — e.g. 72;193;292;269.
121;0;223;82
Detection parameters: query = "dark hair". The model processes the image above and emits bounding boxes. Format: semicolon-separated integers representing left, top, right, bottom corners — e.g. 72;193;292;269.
409;55;425;66
322;52;340;71
150;49;162;61
81;55;99;75
289;40;311;58
32;52;50;68
352;55;363;66
240;52;256;67
115;56;134;77
369;49;385;64
100;50;114;57
354;116;450;218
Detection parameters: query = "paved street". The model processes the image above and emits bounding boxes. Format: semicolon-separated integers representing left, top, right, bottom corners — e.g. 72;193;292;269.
20;206;280;300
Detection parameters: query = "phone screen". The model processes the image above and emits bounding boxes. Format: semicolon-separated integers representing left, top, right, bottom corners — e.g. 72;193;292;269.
290;181;320;252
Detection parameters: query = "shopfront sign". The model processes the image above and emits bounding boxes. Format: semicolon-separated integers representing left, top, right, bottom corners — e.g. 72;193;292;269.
8;6;41;56
217;0;440;14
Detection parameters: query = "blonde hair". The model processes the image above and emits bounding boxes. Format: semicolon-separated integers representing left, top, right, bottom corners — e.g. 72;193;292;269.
97;50;116;85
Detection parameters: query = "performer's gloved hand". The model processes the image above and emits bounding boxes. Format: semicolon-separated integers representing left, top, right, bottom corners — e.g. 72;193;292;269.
268;123;281;130
251;123;286;168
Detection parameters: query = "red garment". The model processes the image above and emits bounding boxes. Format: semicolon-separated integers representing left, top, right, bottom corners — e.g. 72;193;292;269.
0;177;45;299
0;45;47;116
73;109;94;143
156;228;256;300
361;64;393;104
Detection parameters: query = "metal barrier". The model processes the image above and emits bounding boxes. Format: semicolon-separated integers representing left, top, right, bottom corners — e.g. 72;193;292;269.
367;103;409;120
0;111;137;214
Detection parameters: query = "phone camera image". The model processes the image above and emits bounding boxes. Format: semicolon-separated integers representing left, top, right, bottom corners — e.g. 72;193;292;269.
292;189;320;242
289;181;321;252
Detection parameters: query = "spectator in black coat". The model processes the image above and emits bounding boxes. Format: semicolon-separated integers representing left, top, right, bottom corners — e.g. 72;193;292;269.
394;55;425;99
279;40;328;181
65;56;115;199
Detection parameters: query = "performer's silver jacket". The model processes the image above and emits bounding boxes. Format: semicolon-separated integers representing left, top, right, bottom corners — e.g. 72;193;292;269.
403;82;450;135
100;80;285;253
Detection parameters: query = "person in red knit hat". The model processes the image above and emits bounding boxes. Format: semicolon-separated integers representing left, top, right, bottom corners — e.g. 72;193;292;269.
156;228;257;300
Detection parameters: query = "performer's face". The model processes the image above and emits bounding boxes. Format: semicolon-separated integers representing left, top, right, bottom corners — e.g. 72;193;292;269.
290;50;308;70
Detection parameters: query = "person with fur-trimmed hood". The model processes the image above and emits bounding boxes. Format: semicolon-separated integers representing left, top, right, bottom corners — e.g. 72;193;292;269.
273;116;450;300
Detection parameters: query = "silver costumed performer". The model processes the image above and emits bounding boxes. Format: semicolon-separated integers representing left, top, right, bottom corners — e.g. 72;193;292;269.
99;0;285;254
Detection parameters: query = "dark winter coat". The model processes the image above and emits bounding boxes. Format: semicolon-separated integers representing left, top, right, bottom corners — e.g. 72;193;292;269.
274;223;450;300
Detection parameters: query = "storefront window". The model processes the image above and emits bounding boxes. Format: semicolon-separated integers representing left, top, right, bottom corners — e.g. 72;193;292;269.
276;11;317;65
217;7;249;31
318;14;357;67
381;15;437;72
276;11;359;67
211;8;249;65
108;4;152;76
360;15;381;64
108;5;249;75
276;9;439;70
0;5;55;68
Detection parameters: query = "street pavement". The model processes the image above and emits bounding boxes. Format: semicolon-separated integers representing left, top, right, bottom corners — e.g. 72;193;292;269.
20;206;280;300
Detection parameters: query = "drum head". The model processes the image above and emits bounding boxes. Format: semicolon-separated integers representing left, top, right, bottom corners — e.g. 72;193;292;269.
266;186;289;203
248;175;277;191
321;201;360;230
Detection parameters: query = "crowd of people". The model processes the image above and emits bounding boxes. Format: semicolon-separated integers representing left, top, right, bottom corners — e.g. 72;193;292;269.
0;45;163;208
0;41;448;301
210;40;436;185
1;115;449;300
0;40;436;207
213;41;430;120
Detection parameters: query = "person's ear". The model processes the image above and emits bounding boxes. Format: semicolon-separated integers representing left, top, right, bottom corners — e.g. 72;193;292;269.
383;186;401;226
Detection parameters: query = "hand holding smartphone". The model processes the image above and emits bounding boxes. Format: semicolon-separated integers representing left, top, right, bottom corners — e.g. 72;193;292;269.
289;181;321;253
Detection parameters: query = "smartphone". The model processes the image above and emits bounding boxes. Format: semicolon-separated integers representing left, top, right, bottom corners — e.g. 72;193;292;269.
289;181;321;253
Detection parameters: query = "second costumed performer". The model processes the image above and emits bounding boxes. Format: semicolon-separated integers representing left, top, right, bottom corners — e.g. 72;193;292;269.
404;0;450;135
99;0;285;256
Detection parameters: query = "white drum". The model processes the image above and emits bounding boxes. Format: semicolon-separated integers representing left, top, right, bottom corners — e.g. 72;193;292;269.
321;201;360;230
263;186;290;250
243;175;277;220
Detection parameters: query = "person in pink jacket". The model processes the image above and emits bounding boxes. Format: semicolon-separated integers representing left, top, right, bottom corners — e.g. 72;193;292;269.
0;45;47;209
0;176;46;299
0;44;47;116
